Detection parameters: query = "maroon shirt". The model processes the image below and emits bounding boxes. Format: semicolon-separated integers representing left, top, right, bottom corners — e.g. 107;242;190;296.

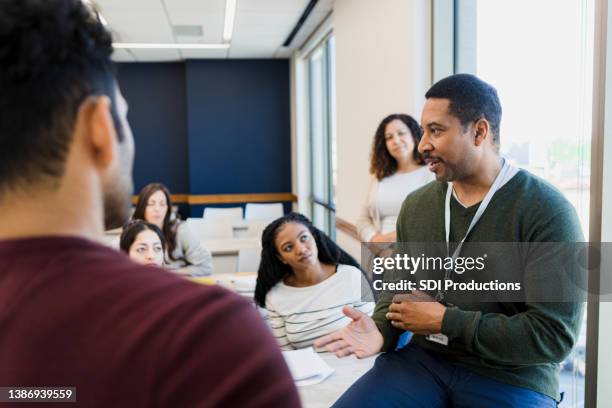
0;236;301;407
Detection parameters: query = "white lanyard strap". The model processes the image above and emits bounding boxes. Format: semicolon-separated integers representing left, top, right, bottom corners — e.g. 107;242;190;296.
436;159;511;302
445;159;510;257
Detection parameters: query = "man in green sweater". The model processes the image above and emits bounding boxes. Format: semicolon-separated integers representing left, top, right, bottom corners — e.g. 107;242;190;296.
315;74;584;407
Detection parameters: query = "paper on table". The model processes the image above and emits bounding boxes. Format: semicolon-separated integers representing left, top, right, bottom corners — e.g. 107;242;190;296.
232;275;257;293
282;347;334;387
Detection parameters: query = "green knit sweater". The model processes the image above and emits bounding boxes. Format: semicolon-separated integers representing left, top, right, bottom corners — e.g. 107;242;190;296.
372;169;584;401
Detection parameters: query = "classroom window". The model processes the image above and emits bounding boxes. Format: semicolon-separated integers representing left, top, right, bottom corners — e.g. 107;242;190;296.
448;0;595;406
307;36;336;237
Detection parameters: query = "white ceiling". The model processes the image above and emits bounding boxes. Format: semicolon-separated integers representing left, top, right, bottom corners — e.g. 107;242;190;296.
97;0;333;61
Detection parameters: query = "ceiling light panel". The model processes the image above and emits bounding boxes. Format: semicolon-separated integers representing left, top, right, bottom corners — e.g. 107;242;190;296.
223;0;237;42
172;24;203;37
165;0;225;43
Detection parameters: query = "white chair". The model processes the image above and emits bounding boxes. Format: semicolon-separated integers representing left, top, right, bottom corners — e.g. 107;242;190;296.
237;247;262;272
203;206;243;222
244;203;284;221
240;220;268;239
186;217;233;240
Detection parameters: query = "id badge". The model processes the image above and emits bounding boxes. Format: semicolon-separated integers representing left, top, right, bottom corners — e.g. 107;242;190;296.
425;333;449;346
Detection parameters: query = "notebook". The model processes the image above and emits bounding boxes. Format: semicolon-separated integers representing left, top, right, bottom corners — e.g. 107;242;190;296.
282;347;334;387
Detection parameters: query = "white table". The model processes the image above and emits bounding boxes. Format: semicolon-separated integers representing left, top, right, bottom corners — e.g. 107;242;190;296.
200;238;260;274
200;237;260;256
189;274;377;406
190;272;256;297
299;353;377;408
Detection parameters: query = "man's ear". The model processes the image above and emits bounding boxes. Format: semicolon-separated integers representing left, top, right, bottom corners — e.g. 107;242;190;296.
76;95;117;170
473;118;491;147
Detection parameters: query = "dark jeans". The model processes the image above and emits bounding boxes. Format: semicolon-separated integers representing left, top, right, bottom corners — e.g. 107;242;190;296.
332;343;557;408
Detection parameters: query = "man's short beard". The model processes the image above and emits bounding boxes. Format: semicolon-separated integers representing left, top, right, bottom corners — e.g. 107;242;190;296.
103;146;133;230
103;83;133;230
103;182;131;229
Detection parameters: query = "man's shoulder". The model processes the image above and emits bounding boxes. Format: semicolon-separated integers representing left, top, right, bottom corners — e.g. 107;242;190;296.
514;169;564;196
2;235;244;321
498;170;584;241
12;238;299;406
509;170;577;215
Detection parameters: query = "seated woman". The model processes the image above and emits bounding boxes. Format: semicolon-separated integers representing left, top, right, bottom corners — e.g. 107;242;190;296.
119;220;165;267
255;212;374;350
132;183;213;276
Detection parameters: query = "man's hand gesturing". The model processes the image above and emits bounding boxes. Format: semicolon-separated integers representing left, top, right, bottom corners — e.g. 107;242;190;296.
314;306;383;358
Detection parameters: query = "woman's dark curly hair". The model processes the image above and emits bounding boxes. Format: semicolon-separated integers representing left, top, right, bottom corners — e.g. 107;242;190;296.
370;114;424;180
132;183;179;261
254;212;364;307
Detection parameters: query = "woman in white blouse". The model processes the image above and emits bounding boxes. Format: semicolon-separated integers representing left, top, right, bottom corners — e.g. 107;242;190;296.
254;213;374;350
356;114;434;243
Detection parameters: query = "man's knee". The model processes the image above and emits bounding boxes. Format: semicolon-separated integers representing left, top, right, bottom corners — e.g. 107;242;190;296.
332;349;450;408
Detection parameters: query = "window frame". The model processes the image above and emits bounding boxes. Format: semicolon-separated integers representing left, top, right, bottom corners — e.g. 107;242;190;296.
433;1;605;406
305;34;336;238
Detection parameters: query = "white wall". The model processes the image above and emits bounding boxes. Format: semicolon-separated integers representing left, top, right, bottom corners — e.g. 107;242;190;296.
333;0;431;257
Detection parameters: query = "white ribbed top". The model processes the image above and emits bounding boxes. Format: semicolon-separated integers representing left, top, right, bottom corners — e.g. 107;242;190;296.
264;264;374;350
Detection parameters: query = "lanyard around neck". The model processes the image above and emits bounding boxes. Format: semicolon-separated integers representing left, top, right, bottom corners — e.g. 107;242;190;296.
436;159;510;301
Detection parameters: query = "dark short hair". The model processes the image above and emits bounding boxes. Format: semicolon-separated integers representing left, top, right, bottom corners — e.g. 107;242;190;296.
0;0;121;193
119;220;165;255
254;212;364;307
425;74;502;145
132;183;179;260
370;114;424;180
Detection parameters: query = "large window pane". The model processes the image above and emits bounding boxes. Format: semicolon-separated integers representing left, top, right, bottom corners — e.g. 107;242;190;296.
307;36;336;237
329;36;337;209
456;1;594;406
309;47;329;203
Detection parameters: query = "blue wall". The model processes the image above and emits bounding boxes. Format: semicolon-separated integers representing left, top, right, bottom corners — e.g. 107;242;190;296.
185;60;291;194
117;63;189;194
117;60;291;216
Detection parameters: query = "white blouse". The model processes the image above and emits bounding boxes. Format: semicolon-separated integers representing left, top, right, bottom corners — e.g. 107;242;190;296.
264;264;374;350
378;167;434;233
356;166;435;241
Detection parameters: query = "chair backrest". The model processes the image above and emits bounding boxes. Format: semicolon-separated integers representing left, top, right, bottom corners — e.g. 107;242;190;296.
237;247;262;272
244;203;284;221
203;206;243;222
186;217;233;240
241;220;269;239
